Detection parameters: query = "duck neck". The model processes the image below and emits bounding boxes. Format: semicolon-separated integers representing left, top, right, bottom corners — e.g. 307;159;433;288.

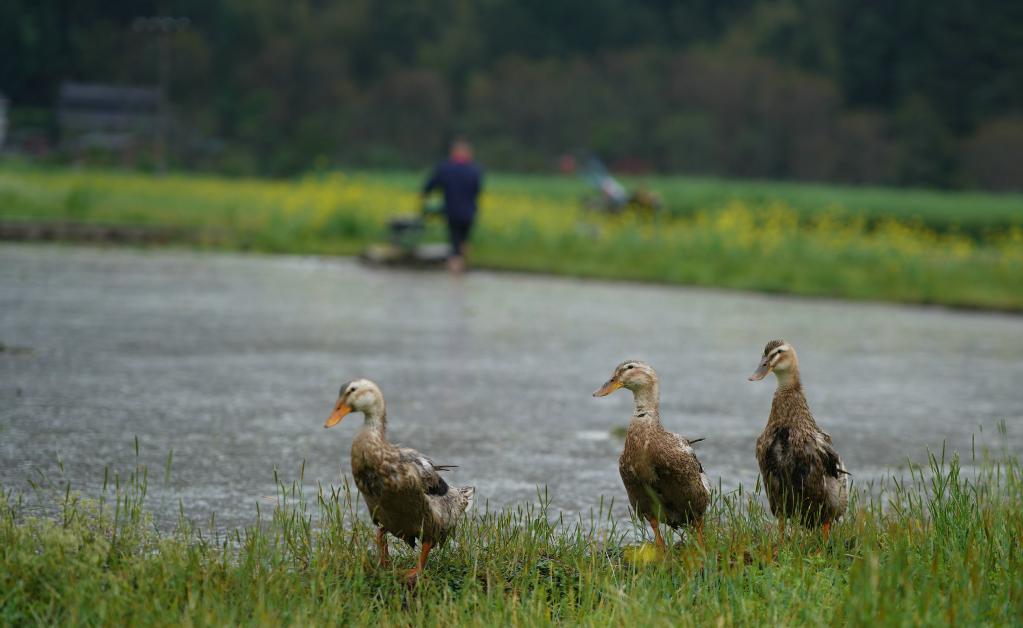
631;382;660;420
359;402;388;437
770;366;815;426
774;366;802;393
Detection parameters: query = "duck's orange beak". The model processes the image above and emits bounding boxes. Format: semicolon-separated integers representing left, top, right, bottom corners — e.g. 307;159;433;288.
593;378;622;397
325;400;352;428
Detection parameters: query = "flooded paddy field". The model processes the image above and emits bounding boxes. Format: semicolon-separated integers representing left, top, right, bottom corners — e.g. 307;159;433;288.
1;244;1020;529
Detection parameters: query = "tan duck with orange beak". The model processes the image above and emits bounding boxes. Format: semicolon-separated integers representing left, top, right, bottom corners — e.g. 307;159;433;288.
749;340;848;539
594;360;710;550
325;379;474;582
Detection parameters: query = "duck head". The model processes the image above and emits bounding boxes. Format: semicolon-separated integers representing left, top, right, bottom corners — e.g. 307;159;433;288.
325;378;385;427
748;340;798;382
593;360;658;397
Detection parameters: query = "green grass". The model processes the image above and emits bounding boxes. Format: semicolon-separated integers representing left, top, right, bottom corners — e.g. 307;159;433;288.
643;176;1023;238
301;169;1023;237
1;163;1021;311
2;438;1021;625
4;162;1022;236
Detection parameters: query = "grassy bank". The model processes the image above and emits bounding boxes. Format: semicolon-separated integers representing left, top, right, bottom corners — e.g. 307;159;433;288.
2;443;1021;625
1;165;1021;310
483;173;1023;238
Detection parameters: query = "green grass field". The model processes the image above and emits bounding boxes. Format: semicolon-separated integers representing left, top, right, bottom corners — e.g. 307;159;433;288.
485;172;1023;238
2;439;1020;625
1;163;1021;310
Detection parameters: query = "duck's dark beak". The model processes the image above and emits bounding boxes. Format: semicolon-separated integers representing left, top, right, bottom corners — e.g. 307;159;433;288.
593;377;622;397
325;399;352;428
748;357;772;381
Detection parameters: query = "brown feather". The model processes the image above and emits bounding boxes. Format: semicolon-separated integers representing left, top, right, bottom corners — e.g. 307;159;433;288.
754;345;848;528
619;418;710;529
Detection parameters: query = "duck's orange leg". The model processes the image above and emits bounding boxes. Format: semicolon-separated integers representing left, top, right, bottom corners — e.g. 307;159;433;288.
375;527;391;568
695;519;705;546
648;517;666;551
404;540;433;584
821;521;831;542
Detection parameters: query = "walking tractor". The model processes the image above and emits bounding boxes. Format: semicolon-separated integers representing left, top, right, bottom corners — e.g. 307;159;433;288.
360;197;450;267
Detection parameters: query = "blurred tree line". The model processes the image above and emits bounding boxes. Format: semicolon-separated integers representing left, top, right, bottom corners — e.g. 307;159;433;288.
2;0;1022;189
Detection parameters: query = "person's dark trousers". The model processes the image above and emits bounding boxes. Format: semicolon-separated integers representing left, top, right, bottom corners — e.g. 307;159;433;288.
447;218;474;257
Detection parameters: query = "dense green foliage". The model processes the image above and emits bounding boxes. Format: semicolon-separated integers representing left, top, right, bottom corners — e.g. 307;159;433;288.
1;165;1021;310
2;440;1021;625
2;1;1022;188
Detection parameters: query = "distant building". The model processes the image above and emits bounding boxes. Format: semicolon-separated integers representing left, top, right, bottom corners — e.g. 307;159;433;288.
57;81;166;160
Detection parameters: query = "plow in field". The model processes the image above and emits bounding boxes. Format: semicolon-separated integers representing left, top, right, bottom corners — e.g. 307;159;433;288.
359;198;449;268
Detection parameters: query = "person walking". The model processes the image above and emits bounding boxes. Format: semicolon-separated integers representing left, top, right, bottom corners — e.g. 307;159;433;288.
423;139;483;274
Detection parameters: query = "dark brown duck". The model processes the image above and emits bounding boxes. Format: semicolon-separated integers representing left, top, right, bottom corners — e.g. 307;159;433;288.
749;340;848;538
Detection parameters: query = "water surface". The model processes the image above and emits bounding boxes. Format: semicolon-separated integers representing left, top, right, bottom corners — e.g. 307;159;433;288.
1;245;1020;529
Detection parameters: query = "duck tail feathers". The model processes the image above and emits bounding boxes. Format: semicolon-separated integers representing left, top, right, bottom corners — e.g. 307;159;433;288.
459;486;475;512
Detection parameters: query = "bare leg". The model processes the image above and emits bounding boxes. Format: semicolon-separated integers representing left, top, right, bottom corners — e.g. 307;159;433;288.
375;527;390;568
447;256;465;274
821;521;831;542
405;540;433;584
695;519;705;546
648;517;666;551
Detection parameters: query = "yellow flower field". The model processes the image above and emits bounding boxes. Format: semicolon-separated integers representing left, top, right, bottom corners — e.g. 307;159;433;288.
0;166;1020;309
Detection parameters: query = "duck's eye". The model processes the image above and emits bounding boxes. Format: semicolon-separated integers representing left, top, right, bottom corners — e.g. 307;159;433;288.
624;364;634;370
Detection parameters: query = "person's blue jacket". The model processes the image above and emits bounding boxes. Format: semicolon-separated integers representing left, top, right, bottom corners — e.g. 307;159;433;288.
423;159;483;223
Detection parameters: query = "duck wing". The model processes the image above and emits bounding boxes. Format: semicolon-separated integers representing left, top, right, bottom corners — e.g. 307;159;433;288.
397;447;452;496
758;426;848;524
651;432;712;527
397;446;474;534
817;431;850;477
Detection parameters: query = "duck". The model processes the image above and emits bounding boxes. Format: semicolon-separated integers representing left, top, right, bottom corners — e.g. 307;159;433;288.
749;340;848;539
593;360;710;550
324;378;474;582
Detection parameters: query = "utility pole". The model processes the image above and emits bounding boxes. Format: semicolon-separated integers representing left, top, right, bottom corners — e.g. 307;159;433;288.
132;16;190;173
